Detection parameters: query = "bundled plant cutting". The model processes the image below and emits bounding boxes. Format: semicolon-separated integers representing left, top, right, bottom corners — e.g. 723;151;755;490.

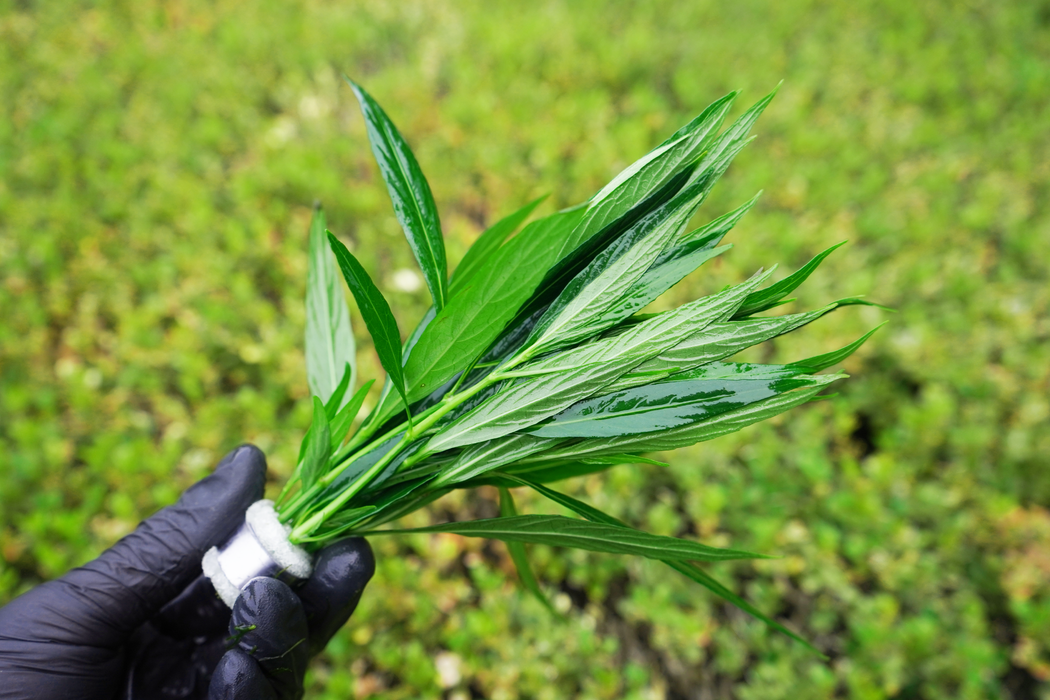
202;79;882;650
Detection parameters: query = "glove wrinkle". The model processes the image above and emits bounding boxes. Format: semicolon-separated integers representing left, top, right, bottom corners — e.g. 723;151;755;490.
154;575;230;639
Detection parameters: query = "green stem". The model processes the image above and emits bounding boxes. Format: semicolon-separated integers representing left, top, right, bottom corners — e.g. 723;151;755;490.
282;343;541;536
289;430;410;542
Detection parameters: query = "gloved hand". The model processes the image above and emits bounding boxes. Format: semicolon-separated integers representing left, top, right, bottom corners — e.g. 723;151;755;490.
0;445;375;700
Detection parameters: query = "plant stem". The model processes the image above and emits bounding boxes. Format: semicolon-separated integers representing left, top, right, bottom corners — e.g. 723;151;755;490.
282;342;541;537
289;430;411;542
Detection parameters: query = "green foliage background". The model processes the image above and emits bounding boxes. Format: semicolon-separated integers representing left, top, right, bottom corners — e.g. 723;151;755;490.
2;1;1048;697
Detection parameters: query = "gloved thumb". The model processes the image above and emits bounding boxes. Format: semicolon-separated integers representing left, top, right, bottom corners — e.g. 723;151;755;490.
8;445;266;649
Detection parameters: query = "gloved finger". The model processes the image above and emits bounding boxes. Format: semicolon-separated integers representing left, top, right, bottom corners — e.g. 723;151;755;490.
208;649;279;700
26;445;266;648
228;577;309;699
297;537;376;656
153;573;231;639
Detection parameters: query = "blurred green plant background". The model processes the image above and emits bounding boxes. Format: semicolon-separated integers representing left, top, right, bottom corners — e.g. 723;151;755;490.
2;0;1049;697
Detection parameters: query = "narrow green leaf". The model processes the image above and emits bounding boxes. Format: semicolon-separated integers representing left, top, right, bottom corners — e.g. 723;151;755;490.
327;232;409;409
540;377;839;462
664;561;823;655
489;460;614;485
457;455;658;489
679;192;761;245
450;195;548;296
667;360;811;382
347;79;448;310
330;379;374;452
788;323;885;373
474;455;665;488
402;207;586;404
832;296;897;312
499;474;632;522
685;86;780;189
306;204;356;406
734;242;847;318
572;92;737;248
363;305;438;433
370;514;768;563
581;454;669;467
530;364;828;439
500;475;820;653
432;434;555;487
499;487;558;615
324;362;353;421
301;396;333;491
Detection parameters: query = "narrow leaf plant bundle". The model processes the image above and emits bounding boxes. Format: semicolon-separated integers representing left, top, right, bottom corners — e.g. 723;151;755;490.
211;79;885;650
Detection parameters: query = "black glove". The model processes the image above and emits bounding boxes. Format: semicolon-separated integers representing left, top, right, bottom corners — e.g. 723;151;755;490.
0;445;375;700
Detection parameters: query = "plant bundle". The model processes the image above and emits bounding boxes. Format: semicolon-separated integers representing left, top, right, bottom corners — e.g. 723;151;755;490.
271;80;881;648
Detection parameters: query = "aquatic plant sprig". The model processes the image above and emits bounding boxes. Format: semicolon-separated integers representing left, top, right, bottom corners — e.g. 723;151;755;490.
263;79;883;650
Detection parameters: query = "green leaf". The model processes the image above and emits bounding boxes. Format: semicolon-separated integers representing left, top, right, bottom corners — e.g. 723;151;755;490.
604;303;841;393
474;460;613;485
571;92;737;249
529;363;828;439
450;195;547;296
432;434;555;487
734;242;847;318
362;305;439;433
685;86;779;190
526;172;719;354
426;269;773;452
370;514;768;563
306;204;356;407
500;475;820;653
402;207;587;404
540;376;840;461
327;232;409;409
499;473;632;521
664;560;822;655
581;454;669;467
788;323;885;373
679;192;760;245
324;362;353;421
330;379;374;452
499;487;558;615
667;360;811;382
300;396;333;491
467;454;665;488
347;79;448;310
591;241;731;327
831;296;897;312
